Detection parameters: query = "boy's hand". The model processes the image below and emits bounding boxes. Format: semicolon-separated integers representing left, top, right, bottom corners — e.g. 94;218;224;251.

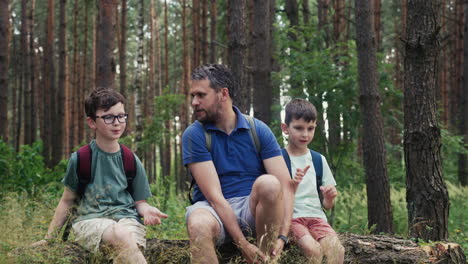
292;165;310;191
141;206;168;225
320;185;337;209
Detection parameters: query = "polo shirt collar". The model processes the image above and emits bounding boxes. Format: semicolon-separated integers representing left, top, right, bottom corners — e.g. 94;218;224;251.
203;105;250;132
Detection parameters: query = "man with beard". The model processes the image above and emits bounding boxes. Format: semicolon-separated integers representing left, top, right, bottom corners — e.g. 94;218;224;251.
182;64;294;264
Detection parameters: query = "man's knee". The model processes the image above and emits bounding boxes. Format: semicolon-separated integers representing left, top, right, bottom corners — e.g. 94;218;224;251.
253;174;282;204
187;209;220;240
103;224;136;249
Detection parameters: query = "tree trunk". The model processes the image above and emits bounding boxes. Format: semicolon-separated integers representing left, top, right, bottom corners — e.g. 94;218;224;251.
201;0;208;63
228;0;249;113
42;0;55;166
0;0;9;141
134;0;144;155
180;0;190;192
460;0;468;186
209;0;217;63
302;0;310;25
119;0;127;98
29;0;36;143
96;0;117;90
355;0;393;234
252;0;273;124
54;0;67;165
317;0;331;47
48;234;466;264
404;0;449;241
373;0;382;51
192;0;200;68
21;0;32;145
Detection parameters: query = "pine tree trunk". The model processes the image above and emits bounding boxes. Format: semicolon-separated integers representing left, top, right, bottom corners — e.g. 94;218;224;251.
252;0;272;124
119;0;127;99
21;0;32;145
404;0;449;241
460;0;468;187
192;0;200;68
355;0;393;234
210;0;217;63
54;0;67;164
201;0;208;63
0;0;9;141
373;0;382;51
317;0;330;47
42;0;55;166
228;0;249;113
29;0;36;143
96;0;117;90
135;0;144;155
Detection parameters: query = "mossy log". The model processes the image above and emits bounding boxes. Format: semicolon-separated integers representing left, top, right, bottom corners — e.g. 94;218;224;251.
17;233;466;263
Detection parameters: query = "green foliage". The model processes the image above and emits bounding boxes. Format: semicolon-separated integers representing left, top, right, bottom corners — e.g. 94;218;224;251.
0;140;66;198
441;129;468;183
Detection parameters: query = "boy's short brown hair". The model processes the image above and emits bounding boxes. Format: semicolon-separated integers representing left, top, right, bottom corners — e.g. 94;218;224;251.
85;89;126;119
284;98;318;125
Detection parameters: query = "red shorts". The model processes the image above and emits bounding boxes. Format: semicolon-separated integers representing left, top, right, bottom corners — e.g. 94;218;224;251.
290;217;337;241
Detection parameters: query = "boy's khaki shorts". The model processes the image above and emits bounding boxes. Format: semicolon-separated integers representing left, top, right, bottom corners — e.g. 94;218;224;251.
72;218;146;252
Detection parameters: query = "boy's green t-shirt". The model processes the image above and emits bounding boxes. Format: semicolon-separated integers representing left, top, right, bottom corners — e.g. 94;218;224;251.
291;151;336;220
62;140;152;223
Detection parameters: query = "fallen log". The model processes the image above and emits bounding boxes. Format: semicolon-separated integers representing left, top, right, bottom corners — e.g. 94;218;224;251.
11;233;466;263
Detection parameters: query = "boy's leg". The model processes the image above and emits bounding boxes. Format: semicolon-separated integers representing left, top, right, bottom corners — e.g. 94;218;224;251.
186;202;223;264
319;235;344;264
101;218;147;264
249;174;284;256
305;217;344;264
290;218;323;264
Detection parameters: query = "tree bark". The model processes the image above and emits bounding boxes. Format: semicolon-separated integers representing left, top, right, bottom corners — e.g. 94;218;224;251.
252;0;273;124
404;0;449;241
21;0;32;145
192;0;200;68
134;0;144;154
209;0;217;63
228;0;249;113
460;0;468;186
96;0;117;90
355;0;393;234
42;0;56;166
54;0;67;165
119;0;127;98
46;234;466;264
0;0;9;141
201;0;208;63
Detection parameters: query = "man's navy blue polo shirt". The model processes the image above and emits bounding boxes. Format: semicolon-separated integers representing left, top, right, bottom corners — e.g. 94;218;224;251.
182;106;282;202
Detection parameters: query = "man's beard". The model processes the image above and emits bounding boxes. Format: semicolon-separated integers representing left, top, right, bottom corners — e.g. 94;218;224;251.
194;102;221;124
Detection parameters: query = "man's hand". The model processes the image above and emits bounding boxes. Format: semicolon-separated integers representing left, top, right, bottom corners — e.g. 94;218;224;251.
320;185;337;209
270;238;285;261
29;239;48;248
292;165;310;192
239;241;267;264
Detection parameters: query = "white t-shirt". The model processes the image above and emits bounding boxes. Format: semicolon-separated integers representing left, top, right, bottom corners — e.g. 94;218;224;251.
291;151;336;220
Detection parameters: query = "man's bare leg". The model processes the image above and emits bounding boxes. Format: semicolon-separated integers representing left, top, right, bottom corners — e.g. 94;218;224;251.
186;209;221;264
250;175;284;260
101;224;147;264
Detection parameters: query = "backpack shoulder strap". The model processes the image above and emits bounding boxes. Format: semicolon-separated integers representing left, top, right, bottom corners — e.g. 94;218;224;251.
281;148;292;178
76;144;92;197
310;150;323;187
120;144;137;196
243;114;261;153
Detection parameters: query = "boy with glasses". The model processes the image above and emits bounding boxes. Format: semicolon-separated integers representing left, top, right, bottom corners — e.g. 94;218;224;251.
34;89;167;264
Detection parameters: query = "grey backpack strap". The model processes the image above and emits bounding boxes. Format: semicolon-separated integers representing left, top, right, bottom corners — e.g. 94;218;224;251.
204;129;211;152
243;114;261;153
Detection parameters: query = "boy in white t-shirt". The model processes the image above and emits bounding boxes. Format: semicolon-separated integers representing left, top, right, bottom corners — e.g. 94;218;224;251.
281;99;344;264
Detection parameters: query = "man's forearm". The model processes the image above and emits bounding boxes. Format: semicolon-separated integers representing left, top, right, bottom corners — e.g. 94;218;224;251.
279;184;295;236
211;200;249;246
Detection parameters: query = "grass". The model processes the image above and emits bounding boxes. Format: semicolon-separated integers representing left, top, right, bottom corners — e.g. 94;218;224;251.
0;182;466;263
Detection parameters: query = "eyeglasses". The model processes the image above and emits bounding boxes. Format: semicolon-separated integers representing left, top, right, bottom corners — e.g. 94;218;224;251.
95;114;128;124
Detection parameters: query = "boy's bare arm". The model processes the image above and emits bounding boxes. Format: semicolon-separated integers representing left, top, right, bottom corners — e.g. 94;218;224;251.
135;200;168;225
320;185;337;210
30;187;76;247
45;187;77;239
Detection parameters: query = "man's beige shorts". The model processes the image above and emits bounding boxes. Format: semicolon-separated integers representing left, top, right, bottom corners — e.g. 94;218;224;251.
72;218;147;252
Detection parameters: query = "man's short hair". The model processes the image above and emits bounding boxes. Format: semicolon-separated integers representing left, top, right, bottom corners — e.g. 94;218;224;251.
191;64;236;98
284;98;318;125
85;89;126;119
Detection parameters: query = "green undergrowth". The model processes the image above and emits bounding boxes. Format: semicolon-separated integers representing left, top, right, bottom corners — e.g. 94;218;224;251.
0;182;466;263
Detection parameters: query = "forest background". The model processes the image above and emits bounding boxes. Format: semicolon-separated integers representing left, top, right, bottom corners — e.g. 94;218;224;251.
0;0;466;262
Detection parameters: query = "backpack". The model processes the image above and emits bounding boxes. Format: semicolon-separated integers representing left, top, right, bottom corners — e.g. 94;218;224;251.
281;148;324;204
188;114;260;204
62;143;137;241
